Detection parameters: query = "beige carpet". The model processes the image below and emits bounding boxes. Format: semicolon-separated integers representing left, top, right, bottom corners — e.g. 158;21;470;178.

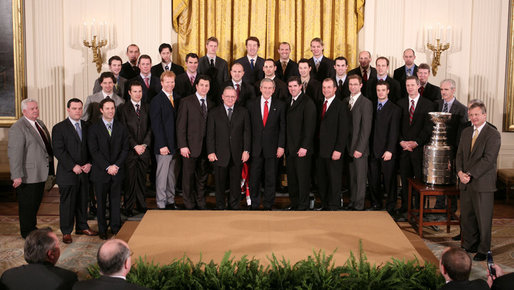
129;210;422;266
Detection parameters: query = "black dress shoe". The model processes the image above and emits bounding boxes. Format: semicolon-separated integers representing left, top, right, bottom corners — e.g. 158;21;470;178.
165;203;178;210
464;246;478;253
452;234;461;241
473;252;486;261
124;209;134;217
99;232;108;240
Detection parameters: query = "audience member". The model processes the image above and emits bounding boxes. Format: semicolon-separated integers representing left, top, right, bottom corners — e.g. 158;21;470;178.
438;247;489;289
487;264;514;290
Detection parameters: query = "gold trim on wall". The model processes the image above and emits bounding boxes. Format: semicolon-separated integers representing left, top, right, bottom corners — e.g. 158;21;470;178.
0;0;26;127
504;0;514;131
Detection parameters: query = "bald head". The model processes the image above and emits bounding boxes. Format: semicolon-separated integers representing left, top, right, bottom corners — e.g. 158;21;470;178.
97;239;131;276
440;247;472;282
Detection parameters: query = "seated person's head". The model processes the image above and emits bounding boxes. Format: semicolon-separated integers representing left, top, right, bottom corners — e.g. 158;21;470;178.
439;247;472;282
24;227;61;265
97;239;132;277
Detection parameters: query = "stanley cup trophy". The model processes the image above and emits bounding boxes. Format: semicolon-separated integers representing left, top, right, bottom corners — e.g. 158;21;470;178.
423;112;455;185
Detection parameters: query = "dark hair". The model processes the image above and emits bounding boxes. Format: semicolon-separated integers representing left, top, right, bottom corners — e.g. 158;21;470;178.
348;74;362;84
67;98;83;108
99;97;115;109
245;36;260;47
376;80;390;89
322;78;337;87
185;53;199;62
334;56;348;65
441;248;472;281
127;80;143;91
158;43;172;53
138;54;152;65
196;74;211;84
99;72;116;84
24;227;55;264
418;63;431;72
298;58;311;67
126;44;139;53
206;37;218;45
97;241;131;275
406;75;420;85
376;56;389;66
287;76;302;86
469;102;487;114
108;55;122;66
264;58;276;66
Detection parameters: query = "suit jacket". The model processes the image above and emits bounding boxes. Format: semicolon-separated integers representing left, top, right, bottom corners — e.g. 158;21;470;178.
369;100;401;158
72;275;148;290
206;105;251;167
8;117;52;183
439;279;489;290
393;64;418;99
343;95;373;156
174;72;197;102
435;98;468;154
286;93;317;155
348;66;378;94
235;56;265;85
118;101;152;163
334;76;350;100
221;80;256;107
0;262;77;290
365;76;402;104
150;91;180;154
399;96;436;146
93;75;127;100
317;97;347;158
176;94;216;158
247;97;286;158
120;61;140;80
151;62;185;78
303;78;323;105
87;119;129;183
198;55;230;88
492;272;514;290
275;59;300;82
82;92;125;123
127;75;162;104
456;123;501;192
308;56;335;82
421;82;442;102
52;118;90;186
255;77;288;102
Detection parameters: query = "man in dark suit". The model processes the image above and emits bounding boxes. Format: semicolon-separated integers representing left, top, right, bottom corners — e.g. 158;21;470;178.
118;81;151;217
255;59;288;101
151;43;185;78
52;98;97;244
150;71;181;210
198;37;230;100
8;99;54;238
286;77;316;210
207;86;251;210
439;247;490;290
127;54;162;104
177;75;215;210
308;38;335;82
275;42;300;82
298;59;322;104
417;63;441;102
119;44;140;80
248;78;286;210
88;98;129;239
393;48;418;99
93;56;127;100
222;63;256;107
72;239;149;290
456;102;500;261
317;78;347;210
488;264;514;289
175;53;200;100
333;56;350;100
348;51;378;95
396;76;436;218
343;75;373;211
366;56;401;103
367;81;401;213
235;36;265;85
0;228;77;289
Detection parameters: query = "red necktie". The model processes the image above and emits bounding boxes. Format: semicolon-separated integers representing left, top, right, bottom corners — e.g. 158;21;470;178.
190;76;195;86
362;69;368;82
321;100;327;119
144;77;150;88
409;99;415;124
235;84;240;101
418;86;424;96
262;100;269;126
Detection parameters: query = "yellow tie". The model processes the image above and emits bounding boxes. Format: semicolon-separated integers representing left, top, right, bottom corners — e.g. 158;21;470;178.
471;129;478;151
170;95;175;108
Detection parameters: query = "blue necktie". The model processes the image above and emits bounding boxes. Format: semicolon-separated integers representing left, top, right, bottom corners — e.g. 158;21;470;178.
250;59;255;70
377;103;383;111
75;122;82;141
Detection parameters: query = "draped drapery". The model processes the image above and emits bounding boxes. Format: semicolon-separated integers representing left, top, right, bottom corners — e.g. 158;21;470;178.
172;0;365;69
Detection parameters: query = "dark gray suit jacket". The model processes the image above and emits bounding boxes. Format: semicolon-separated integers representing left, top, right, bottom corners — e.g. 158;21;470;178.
1;262;77;290
198;55;229;87
343;95;373;157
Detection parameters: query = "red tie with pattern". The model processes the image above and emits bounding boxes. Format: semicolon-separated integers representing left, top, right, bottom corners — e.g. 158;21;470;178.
262;100;269;126
321;100;327;119
144;77;149;88
235;84;240;101
418;86;424;96
409;99;415;124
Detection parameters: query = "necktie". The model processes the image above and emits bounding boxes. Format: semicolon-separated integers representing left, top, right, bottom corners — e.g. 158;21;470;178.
35;121;53;157
362;69;368;82
165;65;169;71
190;75;195;86
338;79;343;89
107;123;112;136
200;98;207;119
442;102;448;113
419;86;424;96
471;129;478;151
291;98;296;107
409;99;415;124
407;68;412;76
262;100;269;126
210;59;215;67
75;122;82;141
135;104;140;117
321;100;327;119
115;77;119;90
106;95;111;100
315;60;320;70
377;103;383;112
250;59;255;70
235;84;240;100
170;95;175;108
144;77;150;88
349;97;355;110
281;61;287;74
303;82;307;93
227;107;233;121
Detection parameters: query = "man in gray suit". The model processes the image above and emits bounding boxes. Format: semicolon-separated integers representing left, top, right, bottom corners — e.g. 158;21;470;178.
343;75;373;211
456;102;501;261
83;72;125;123
8;99;54;238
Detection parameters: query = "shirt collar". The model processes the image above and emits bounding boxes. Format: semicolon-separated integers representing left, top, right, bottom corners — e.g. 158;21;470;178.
131;99;141;106
232;80;242;86
68;117;80;126
101;91;113;98
140;72;151;79
196;92;207;102
102;117;113;126
474;121;487;134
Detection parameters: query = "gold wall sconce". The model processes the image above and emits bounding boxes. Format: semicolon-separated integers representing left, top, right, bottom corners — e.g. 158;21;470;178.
82;20;109;73
426;25;452;76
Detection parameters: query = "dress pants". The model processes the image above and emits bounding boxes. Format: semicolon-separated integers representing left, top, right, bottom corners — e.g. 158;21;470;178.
59;174;89;235
155;154;176;208
94;181;121;234
124;157;149;211
368;155;397;212
399;148;423;211
349;156;368;210
182;153;209;210
214;158;242;210
16;182;45;238
461;188;494;254
287;154;312;210
317;157;343;210
250;154;278;210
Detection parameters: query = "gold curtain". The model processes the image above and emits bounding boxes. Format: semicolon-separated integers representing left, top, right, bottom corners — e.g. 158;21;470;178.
172;0;365;69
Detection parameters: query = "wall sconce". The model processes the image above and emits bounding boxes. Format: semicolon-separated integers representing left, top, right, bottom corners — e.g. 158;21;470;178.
425;25;451;76
82;19;110;73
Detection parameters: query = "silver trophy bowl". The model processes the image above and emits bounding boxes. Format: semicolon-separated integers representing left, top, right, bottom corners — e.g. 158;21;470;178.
423;112;454;185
